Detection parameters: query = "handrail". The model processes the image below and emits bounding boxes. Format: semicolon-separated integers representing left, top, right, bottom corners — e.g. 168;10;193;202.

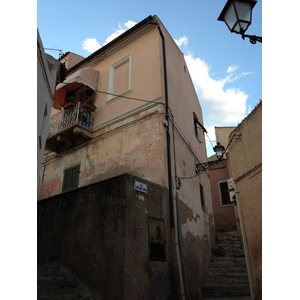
47;102;94;136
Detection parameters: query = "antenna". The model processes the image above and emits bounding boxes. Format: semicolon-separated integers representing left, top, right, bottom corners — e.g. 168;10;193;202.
44;48;63;58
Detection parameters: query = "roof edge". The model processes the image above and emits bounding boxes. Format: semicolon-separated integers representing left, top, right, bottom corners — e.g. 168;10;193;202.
66;15;155;75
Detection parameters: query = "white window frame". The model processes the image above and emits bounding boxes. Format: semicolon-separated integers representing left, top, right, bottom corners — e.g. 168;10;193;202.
107;53;132;102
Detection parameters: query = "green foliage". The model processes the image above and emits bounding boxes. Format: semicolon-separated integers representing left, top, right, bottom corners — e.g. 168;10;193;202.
85;95;96;105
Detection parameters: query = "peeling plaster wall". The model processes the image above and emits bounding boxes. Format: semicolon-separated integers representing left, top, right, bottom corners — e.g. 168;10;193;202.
156;23;215;298
40;106;167;199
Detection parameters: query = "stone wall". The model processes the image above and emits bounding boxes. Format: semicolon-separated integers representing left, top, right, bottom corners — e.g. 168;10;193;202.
38;174;179;300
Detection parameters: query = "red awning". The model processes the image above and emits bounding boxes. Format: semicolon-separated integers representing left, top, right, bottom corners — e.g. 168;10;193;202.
53;67;99;110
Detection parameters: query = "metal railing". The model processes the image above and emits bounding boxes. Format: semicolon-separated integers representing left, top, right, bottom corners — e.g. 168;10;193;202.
48;102;94;136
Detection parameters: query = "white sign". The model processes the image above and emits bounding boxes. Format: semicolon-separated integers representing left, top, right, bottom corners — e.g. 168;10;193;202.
227;178;235;202
134;180;148;193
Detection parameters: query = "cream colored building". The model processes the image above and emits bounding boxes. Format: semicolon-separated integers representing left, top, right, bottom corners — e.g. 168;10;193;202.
39;15;215;299
227;101;262;300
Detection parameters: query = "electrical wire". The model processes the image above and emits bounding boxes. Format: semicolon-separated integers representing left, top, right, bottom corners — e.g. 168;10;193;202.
56;81;168;107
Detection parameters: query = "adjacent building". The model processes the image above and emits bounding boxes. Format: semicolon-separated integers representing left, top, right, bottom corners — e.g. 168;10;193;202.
38;15;215;300
227;101;262;300
208;102;262;300
37;29;61;190
208;127;239;232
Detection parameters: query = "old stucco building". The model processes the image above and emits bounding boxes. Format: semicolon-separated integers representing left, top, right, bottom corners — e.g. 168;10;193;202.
38;15;215;300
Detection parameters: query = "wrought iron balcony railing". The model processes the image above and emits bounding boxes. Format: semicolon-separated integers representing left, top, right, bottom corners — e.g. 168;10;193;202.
48;102;94;136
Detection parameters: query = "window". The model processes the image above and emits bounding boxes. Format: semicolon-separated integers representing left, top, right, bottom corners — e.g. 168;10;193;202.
107;54;132;102
200;183;205;209
193;112;206;141
218;180;232;206
149;218;166;261
62;165;80;192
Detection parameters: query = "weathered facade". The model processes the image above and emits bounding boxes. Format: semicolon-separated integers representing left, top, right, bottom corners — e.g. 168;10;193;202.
38;15;215;299
227;101;262;300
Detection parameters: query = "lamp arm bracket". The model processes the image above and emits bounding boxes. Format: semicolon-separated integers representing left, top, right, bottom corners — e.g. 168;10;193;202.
241;33;262;44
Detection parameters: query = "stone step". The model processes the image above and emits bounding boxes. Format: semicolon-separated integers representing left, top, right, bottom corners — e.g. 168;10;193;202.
205;275;250;285
207;269;248;277
202;285;251;298
37;287;86;298
211;256;246;267
37;262;93;300
202;232;250;299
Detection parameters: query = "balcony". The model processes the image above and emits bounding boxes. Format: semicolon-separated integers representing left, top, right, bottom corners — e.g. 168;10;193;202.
45;102;95;153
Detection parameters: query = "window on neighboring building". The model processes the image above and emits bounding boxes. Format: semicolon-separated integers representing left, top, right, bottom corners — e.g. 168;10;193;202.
218;180;232;206
62;165;80;192
200;183;205;209
107;54;132;102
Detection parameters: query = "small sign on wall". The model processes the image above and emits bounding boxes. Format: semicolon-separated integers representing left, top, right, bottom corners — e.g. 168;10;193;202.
134;180;148;193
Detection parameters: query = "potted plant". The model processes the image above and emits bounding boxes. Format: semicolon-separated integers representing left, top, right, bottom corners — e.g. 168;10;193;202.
84;95;97;111
63;96;76;109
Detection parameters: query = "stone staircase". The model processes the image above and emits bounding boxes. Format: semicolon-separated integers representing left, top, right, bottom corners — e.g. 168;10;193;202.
37;262;94;300
202;231;251;299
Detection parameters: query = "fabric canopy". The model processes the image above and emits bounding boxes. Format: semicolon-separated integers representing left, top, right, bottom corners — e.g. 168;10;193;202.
53;67;99;110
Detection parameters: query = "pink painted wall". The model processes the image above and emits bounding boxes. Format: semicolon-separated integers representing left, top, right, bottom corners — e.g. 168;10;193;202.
209;161;237;231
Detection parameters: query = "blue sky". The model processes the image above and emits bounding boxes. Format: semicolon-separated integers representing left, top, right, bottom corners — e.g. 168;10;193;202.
38;0;262;156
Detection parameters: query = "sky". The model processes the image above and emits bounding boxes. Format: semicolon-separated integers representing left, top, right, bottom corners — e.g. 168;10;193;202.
37;0;262;156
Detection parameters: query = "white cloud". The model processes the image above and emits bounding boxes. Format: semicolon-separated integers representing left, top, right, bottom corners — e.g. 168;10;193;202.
104;20;137;44
227;65;238;73
174;36;189;47
184;53;249;125
124;20;137;29
82;38;101;53
82;20;137;54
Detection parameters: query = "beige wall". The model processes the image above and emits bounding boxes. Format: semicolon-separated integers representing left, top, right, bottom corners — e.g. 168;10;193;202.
60;52;85;70
227;102;262;300
215;126;236;150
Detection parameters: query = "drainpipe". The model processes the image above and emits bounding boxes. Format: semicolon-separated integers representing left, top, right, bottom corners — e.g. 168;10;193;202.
173;191;186;300
149;20;174;228
149;20;190;300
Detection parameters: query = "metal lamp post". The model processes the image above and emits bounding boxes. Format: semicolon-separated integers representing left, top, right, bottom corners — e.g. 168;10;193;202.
218;0;262;44
196;142;225;173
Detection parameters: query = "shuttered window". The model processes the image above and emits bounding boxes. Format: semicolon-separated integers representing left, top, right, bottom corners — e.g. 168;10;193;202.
62;165;80;192
218;181;232;206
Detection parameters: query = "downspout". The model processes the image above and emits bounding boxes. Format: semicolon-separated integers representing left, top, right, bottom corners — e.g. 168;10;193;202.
173;192;186;300
149;20;174;228
149;20;190;300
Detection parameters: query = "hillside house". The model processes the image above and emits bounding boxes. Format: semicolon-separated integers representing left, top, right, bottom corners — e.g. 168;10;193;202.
38;15;216;300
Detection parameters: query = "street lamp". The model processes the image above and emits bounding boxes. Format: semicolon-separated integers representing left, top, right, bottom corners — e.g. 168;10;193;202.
196;142;225;174
218;0;262;44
